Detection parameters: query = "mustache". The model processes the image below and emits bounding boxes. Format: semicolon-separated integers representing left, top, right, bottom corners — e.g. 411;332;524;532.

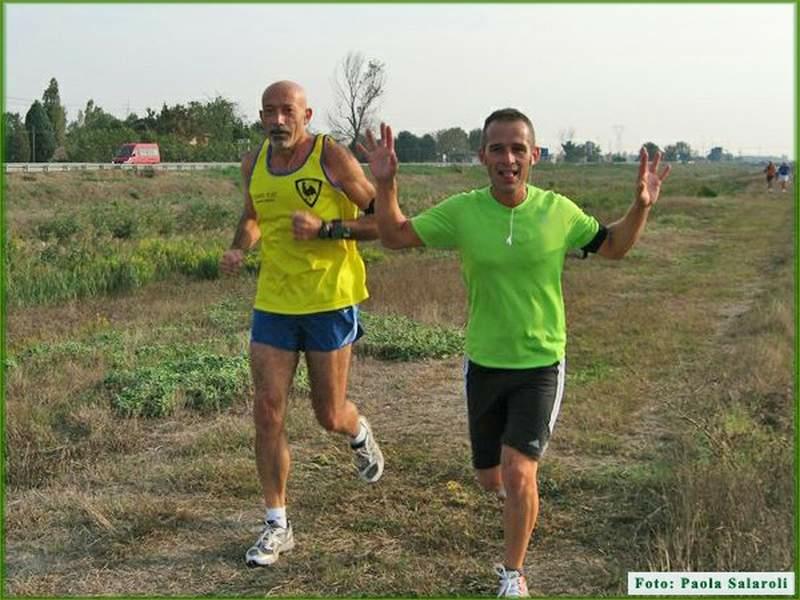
269;128;290;136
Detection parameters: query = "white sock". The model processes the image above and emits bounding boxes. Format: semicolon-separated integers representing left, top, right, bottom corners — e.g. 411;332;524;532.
350;421;367;446
265;507;287;528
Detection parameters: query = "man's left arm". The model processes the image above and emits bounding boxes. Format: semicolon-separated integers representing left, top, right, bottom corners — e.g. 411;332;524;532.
597;147;671;260
292;138;378;241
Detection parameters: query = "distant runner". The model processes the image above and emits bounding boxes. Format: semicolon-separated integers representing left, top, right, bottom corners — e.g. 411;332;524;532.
764;161;777;192
361;109;670;597
777;162;791;192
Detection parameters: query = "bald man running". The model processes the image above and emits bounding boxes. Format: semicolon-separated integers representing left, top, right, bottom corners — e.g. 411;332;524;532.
220;80;384;567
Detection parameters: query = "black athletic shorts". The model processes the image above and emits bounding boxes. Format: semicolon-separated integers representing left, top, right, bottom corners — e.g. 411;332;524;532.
464;358;565;469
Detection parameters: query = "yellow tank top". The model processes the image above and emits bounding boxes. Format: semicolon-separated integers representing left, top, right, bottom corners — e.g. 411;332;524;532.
249;134;368;314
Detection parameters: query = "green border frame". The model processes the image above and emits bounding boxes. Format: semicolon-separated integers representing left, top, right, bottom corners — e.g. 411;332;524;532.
0;3;797;600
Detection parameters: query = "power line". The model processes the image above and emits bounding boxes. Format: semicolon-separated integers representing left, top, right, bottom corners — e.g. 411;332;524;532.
4;93;150;115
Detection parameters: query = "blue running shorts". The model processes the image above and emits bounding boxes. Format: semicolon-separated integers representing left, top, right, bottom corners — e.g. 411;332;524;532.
250;306;364;352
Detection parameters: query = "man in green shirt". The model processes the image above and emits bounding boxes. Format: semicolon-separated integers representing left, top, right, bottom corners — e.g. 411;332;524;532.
360;109;671;597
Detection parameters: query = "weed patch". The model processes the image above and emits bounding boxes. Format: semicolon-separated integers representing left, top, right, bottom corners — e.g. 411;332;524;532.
696;184;718;198
358;311;464;360
6;237;228;307
105;352;251;417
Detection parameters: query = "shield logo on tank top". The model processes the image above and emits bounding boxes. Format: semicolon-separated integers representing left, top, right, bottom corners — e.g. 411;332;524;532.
295;178;323;207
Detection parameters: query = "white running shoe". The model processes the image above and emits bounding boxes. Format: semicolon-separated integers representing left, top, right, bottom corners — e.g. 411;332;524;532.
351;416;384;483
245;520;295;567
495;564;530;597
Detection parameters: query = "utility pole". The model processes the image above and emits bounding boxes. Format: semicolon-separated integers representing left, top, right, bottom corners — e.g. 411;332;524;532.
613;124;624;156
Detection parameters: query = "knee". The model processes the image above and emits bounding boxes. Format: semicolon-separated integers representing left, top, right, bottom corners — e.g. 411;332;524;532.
501;457;538;499
253;394;285;435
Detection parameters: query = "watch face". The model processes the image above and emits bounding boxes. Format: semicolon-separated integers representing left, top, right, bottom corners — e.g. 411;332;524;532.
330;221;352;239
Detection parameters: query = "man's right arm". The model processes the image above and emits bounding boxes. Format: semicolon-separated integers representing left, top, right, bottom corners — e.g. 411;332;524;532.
360;124;423;250
220;152;262;274
373;175;424;249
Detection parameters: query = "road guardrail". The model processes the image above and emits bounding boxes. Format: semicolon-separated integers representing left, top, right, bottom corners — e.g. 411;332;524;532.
4;162;241;173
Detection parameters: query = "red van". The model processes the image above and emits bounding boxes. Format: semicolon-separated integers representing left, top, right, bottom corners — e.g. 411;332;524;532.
112;143;161;164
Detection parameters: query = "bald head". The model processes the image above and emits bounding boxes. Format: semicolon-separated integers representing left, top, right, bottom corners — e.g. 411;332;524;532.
259;80;313;151
261;80;307;110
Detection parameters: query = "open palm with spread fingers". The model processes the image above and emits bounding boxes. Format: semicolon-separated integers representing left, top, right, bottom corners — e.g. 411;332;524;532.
358;123;398;183
637;147;672;207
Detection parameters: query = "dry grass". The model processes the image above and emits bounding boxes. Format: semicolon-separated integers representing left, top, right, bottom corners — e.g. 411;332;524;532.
363;252;467;327
4;169;238;214
645;209;795;571
3;166;794;595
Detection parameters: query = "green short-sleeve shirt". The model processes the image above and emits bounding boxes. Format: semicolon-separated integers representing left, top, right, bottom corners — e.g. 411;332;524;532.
411;185;600;368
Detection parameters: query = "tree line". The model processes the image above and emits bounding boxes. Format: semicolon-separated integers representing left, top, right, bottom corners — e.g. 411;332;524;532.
4;73;730;164
4;78;264;163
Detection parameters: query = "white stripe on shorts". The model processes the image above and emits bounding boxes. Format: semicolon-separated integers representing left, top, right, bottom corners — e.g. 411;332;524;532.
462;355;470;412
542;358;566;454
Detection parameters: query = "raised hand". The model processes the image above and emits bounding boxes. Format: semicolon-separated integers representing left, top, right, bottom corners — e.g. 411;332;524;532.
637;147;672;208
357;123;398;183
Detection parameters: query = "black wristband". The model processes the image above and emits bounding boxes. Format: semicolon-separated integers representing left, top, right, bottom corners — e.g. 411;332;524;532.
318;221;332;239
330;219;352;239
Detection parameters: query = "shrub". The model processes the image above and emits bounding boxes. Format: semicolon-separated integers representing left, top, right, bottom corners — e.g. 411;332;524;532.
181;199;236;230
358;311;464;360
697;185;718;198
110;217;138;239
36;216;81;242
105;352;250;417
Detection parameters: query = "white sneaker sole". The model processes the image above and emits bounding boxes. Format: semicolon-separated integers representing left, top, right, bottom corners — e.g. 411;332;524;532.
245;537;295;567
359;448;384;483
356;417;384;484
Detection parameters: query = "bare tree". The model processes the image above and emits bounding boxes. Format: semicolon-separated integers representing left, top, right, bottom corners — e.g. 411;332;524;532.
327;52;386;152
558;127;576;146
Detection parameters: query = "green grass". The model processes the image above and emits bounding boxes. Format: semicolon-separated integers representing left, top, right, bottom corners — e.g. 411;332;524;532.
6;236;228;306
98;306;466;417
104;352;251;417
359;311;464;360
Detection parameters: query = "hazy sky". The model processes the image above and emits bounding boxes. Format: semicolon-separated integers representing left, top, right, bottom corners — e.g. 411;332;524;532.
4;3;796;157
